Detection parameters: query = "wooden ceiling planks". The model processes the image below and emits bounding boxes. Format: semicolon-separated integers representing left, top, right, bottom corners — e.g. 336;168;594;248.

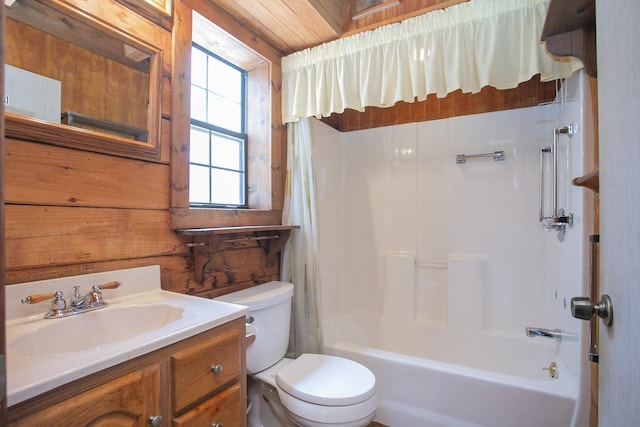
210;0;466;55
209;0;341;54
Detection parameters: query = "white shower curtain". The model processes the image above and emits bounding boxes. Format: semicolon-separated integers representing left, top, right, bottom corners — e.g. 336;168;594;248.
281;117;321;356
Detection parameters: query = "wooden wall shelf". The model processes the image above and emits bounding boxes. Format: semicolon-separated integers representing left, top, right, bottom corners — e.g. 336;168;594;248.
572;169;599;193
176;225;299;284
541;0;597;77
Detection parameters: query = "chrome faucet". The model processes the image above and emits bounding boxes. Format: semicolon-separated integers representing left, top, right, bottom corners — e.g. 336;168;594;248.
525;327;578;342
21;281;121;319
70;285;104;308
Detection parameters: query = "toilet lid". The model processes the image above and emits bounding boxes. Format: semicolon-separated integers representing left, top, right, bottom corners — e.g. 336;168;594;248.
275;354;376;406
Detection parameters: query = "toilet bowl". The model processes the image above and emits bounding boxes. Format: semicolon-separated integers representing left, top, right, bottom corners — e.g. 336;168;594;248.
216;281;378;427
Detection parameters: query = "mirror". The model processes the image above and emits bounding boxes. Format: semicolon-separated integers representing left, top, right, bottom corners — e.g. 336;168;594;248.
4;0;164;160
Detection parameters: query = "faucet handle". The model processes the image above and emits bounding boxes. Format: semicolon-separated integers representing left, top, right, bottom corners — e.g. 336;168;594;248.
21;293;55;304
95;280;121;290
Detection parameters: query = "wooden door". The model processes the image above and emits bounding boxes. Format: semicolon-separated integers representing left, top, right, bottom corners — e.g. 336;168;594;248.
596;0;640;426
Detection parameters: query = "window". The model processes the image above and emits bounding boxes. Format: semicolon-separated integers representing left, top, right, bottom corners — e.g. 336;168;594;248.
170;2;284;229
189;45;247;207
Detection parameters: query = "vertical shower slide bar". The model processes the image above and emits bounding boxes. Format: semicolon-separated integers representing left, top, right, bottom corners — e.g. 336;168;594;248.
539;123;576;235
539;146;552;222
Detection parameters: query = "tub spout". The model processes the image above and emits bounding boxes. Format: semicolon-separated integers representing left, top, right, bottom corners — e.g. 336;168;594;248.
525;327;577;342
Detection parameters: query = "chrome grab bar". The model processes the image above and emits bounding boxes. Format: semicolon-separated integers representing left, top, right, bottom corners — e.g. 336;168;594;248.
456;151;504;164
539;123;576;233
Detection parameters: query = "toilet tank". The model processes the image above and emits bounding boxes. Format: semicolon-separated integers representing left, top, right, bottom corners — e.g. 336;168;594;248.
216;281;293;374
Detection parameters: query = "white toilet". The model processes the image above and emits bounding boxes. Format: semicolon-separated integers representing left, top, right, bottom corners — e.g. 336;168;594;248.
216;281;378;427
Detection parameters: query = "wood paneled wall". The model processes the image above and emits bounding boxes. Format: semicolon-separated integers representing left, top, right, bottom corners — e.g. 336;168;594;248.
323;75;559;132
3;0;281;299
343;0;468;37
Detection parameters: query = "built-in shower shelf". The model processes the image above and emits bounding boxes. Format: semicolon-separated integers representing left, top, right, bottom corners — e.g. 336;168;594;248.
572;169;599;193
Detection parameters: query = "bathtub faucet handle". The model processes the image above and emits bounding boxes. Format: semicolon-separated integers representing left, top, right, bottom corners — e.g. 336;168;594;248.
525;327;577;342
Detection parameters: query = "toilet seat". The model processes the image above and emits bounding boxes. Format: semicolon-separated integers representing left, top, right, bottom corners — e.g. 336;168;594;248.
274;354;378;425
278;389;378;425
276;354;376;406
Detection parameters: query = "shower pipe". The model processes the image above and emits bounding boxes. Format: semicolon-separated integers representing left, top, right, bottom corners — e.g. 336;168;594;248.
539;123;576;232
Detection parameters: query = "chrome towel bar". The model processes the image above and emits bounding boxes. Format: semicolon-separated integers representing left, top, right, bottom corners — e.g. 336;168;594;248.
456;151;504;164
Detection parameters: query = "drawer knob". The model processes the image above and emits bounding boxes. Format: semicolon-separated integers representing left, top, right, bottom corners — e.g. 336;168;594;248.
212;423;223;427
210;364;223;374
147;415;163;427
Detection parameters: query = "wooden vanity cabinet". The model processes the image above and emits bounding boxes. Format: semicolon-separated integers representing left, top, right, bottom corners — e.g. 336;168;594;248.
7;317;247;427
10;365;161;427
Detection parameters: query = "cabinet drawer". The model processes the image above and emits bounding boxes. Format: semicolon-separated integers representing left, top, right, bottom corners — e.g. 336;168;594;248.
172;328;241;413
173;382;243;427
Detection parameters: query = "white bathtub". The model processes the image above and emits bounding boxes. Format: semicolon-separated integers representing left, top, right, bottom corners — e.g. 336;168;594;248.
323;313;585;427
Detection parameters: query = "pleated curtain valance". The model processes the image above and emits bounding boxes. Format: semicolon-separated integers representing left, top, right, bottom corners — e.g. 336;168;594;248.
281;0;582;124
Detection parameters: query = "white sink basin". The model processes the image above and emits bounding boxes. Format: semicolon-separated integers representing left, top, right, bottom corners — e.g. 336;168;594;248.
10;304;184;356
5;265;249;406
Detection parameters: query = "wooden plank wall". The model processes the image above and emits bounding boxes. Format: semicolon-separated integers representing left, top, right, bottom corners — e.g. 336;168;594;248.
323;75;559;131
343;0;469;36
3;0;279;299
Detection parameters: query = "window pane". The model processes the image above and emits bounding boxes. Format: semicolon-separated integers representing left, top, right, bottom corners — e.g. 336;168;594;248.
189;41;247;208
190;126;210;165
191;47;207;88
211;133;243;171
189;165;211;204
208;58;242;103
212;169;244;206
207;92;242;132
190;86;207;123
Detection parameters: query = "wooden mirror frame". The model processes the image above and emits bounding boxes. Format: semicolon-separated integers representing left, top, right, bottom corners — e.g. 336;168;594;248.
4;0;167;162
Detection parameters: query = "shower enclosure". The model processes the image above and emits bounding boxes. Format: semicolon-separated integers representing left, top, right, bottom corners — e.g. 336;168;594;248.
312;72;593;427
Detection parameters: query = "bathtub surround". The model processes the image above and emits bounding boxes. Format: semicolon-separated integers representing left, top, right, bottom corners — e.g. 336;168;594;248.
313;73;593;426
